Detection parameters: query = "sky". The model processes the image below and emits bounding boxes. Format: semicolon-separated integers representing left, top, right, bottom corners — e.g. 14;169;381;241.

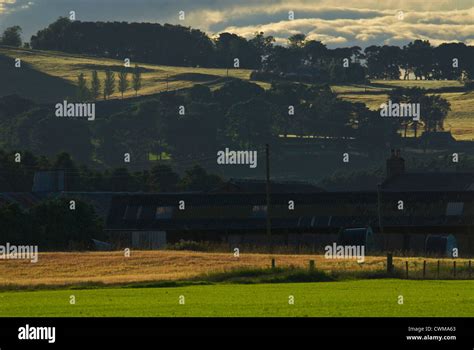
0;0;473;48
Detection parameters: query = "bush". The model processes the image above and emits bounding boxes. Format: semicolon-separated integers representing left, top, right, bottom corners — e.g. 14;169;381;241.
464;80;474;90
30;198;103;250
166;240;212;252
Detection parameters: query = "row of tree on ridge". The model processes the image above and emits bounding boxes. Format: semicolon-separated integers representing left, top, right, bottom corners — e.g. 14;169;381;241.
1;19;473;83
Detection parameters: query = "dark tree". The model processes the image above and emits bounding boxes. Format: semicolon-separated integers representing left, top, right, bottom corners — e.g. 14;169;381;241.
1;26;22;47
148;164;180;192
76;73;90;101
178;165;222;191
31;198;103;249
118;70;129;99
90;71;101;100
103;70;115;99
132;65;142;96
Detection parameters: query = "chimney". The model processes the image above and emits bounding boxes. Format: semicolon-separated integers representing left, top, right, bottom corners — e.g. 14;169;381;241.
386;149;405;179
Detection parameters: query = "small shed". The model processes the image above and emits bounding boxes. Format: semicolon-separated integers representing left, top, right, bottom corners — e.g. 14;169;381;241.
425;234;457;257
338;227;375;251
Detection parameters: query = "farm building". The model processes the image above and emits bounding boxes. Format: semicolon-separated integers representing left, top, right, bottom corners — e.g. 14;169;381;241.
382;149;474;191
104;189;474;252
425;234;458;257
1;152;473;253
211;178;324;193
103;151;474;252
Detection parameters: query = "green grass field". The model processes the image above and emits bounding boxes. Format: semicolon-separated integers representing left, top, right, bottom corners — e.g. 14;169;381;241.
1;279;473;317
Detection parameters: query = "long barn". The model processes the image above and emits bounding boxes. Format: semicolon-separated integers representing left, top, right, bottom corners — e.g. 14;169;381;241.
105;189;474;252
104;151;474;252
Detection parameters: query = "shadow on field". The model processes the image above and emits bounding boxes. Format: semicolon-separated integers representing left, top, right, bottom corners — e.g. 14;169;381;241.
0;54;76;103
168;72;221;82
75;63;157;73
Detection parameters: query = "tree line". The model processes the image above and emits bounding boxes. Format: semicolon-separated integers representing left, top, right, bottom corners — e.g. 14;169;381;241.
0;197;103;249
0;150;223;192
76;65;142;100
0;149;223;248
0;79;450;168
1;18;468;82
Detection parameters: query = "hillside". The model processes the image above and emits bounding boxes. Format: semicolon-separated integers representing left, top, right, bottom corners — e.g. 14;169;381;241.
0;50;77;103
0;46;472;140
336;86;474;141
0;46;253;101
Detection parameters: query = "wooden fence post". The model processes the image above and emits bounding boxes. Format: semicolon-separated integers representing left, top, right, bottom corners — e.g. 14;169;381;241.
309;260;315;271
387;253;393;274
437;260;440;279
271;258;276;269
405;261;409;279
453;261;456;278
423;260;426;279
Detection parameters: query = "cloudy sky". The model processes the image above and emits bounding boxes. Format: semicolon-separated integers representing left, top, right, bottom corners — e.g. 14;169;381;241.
0;0;473;48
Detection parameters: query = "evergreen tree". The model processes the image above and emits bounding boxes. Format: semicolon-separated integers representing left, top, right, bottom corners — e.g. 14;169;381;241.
76;73;89;101
118;70;129;99
132;65;142;96
1;26;22;47
90;71;101;100
103;70;115;100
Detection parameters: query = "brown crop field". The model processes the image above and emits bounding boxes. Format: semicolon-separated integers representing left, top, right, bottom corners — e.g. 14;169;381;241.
0;250;469;289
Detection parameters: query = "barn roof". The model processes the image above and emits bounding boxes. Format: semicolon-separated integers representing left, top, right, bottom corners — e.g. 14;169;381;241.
381;172;474;192
106;190;474;231
212;178;325;193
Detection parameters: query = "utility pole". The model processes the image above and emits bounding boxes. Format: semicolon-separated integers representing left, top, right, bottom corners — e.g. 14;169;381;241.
377;183;384;234
265;143;271;236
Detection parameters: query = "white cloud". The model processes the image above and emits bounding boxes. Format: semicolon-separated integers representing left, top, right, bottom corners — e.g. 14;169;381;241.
0;0;17;14
0;0;471;48
206;7;474;48
0;0;34;15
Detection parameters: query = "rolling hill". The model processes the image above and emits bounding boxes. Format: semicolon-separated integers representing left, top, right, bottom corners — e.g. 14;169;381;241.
0;45;472;140
0;51;76;103
0;46;254;102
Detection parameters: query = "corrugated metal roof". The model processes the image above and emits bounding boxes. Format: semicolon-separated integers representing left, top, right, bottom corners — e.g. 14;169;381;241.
382;173;474;192
106;191;474;231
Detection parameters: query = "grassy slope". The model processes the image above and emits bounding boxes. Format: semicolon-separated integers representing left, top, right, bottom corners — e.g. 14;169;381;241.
0;251;470;288
0;51;76;103
334;80;473;141
0;279;472;317
0;46;253;101
0;46;471;139
338;92;474;140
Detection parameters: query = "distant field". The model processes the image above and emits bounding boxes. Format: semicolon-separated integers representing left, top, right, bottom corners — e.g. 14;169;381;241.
0;251;470;289
0;279;472;317
0;46;472;139
337;89;474;141
372;79;465;89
